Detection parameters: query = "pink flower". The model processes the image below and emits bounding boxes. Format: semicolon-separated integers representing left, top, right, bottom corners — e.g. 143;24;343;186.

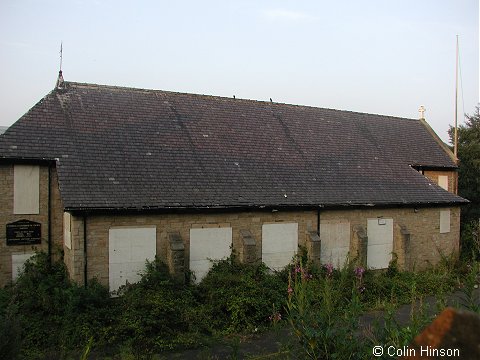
269;312;282;323
354;266;365;279
302;271;313;280
287;286;293;294
324;263;334;277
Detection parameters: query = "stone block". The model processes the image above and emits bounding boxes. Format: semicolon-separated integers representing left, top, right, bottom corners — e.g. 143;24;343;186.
306;231;321;266
167;232;185;283
240;229;257;264
399;224;411;270
353;225;368;266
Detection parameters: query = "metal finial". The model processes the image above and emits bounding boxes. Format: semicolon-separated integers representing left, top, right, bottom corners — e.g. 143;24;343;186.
59;42;63;72
56;42;65;89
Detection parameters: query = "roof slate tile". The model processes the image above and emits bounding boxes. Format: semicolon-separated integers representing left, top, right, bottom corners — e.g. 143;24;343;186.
0;82;467;210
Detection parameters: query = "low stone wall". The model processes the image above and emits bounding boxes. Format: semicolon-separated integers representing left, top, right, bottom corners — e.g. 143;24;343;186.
64;206;460;288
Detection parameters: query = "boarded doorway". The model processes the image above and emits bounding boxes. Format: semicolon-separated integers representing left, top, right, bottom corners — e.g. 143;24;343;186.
367;218;393;269
262;223;298;271
320;220;350;268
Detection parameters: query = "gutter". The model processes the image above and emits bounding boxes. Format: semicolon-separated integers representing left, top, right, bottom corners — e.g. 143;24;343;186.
411;165;458;172
65;198;469;216
0;157;57;165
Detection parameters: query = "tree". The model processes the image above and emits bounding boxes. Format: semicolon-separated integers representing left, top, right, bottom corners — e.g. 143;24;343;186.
449;106;480;258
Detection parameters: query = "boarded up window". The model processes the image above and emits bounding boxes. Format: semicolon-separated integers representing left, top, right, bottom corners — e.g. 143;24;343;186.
108;227;157;292
367;218;393;269
320;220;350;268
190;227;232;283
440;210;451;234
64;212;72;249
14;165;40;214
438;175;449;191
262;223;298;271
12;253;35;280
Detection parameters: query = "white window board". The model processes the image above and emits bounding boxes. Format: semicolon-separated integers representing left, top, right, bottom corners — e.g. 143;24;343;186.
64;212;72;249
189;227;232;283
438;175;449;191
14;165;40;214
108;226;157;292
12;253;35;280
262;223;298;271
440;210;451;234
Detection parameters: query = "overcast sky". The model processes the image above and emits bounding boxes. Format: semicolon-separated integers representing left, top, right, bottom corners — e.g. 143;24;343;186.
1;0;478;142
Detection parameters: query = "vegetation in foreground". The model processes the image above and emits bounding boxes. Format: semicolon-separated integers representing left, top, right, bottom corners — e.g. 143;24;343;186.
286;256;479;359
0;247;479;359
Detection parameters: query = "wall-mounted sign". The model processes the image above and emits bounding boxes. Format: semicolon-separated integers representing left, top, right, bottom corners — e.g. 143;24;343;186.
6;220;41;246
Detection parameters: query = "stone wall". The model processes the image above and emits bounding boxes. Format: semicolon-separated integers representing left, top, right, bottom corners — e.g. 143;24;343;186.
71;210;317;286
67;206;460;288
319;207;460;271
63;214;86;284
423;169;458;194
0;164;64;287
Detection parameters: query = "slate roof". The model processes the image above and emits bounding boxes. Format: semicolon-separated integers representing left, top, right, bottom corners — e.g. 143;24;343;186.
0;82;467;211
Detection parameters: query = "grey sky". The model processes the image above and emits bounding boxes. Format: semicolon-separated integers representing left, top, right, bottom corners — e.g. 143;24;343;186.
0;0;478;142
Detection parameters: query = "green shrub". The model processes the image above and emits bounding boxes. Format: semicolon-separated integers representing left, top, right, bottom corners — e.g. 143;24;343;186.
197;255;286;334
0;307;21;360
461;220;480;261
59;278;115;350
114;258;204;353
3;252;113;358
2;249;476;358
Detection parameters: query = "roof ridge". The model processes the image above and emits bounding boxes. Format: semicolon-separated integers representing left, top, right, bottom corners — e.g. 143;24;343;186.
63;81;417;122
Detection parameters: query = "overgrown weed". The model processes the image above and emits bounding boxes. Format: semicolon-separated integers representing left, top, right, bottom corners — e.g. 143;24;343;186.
1;250;478;359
